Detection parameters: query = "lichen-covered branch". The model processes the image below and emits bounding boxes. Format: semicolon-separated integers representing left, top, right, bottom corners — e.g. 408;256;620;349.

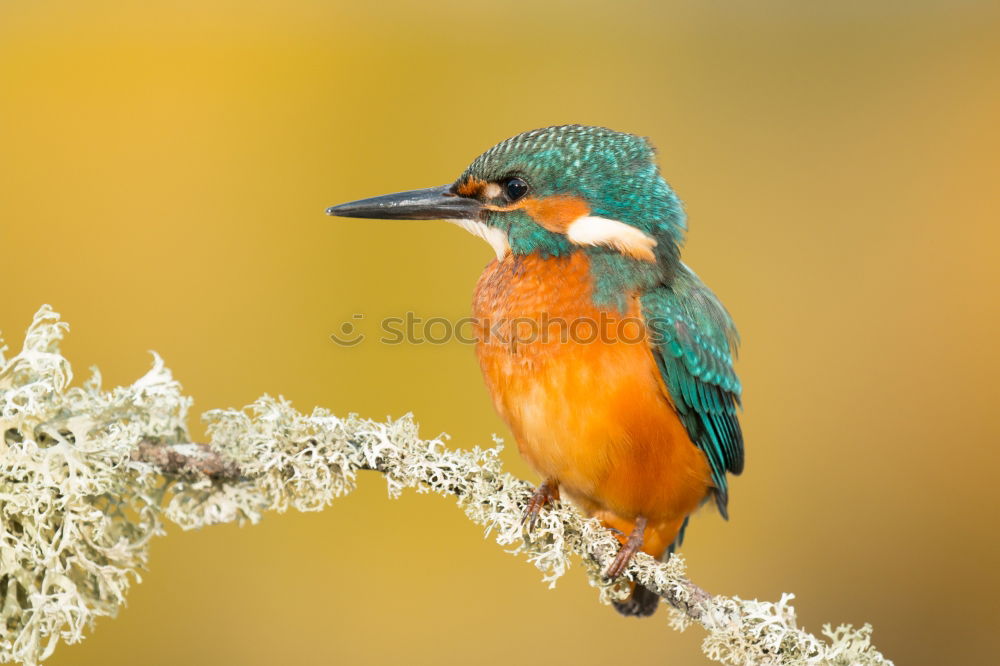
0;307;893;665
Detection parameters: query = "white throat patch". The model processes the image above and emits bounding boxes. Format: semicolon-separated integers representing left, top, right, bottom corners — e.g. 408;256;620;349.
566;215;657;262
447;219;510;260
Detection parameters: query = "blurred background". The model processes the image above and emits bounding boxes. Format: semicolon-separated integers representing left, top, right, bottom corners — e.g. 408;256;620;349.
2;1;998;664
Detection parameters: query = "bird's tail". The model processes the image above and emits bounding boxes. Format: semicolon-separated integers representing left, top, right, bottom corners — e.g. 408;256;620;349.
612;582;660;617
612;516;689;618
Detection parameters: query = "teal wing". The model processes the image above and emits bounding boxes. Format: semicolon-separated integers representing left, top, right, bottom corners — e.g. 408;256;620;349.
640;264;743;517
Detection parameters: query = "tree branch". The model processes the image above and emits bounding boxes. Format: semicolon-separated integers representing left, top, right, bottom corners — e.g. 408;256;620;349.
0;306;893;665
132;438;241;480
132;436;713;620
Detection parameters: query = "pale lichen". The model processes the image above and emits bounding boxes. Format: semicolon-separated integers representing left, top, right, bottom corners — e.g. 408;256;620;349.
0;307;187;664
0;307;892;665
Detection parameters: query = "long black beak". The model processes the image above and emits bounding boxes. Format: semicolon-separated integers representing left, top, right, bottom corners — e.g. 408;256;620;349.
326;184;482;221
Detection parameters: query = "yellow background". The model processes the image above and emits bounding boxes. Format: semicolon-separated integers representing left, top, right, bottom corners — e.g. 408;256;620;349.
2;2;999;664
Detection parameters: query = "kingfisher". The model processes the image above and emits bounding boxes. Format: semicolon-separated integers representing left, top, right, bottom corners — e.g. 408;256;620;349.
326;125;743;617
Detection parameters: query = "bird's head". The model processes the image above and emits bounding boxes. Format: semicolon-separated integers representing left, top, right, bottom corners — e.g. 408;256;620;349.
327;125;686;269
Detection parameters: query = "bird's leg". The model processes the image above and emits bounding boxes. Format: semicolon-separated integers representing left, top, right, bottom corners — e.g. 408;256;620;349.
604;515;647;580
521;480;559;532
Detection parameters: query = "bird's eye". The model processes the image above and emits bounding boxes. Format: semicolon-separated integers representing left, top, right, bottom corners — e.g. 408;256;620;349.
504;177;528;202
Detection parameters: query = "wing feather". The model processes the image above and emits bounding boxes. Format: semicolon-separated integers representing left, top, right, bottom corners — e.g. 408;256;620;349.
641;264;744;517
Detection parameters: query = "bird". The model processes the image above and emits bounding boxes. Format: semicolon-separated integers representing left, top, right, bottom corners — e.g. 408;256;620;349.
326;125;743;617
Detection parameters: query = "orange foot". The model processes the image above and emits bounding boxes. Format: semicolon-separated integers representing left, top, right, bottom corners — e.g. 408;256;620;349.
521;480;559;532
604;515;647;579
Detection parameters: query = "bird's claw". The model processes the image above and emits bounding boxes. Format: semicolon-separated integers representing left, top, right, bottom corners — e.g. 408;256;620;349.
604;516;647;580
521;481;559;533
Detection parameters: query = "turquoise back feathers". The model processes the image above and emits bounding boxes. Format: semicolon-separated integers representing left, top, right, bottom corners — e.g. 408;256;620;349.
643;265;743;516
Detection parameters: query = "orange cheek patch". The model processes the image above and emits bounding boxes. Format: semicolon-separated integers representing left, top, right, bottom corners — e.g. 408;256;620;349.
522;195;590;233
456;178;487;197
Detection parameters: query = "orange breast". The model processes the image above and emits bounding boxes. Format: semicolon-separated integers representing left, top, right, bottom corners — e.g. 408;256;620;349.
473;252;713;556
